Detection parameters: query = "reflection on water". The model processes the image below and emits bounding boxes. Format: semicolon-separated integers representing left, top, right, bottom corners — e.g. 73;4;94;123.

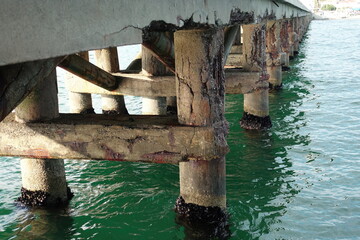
225;47;312;239
11;207;74;240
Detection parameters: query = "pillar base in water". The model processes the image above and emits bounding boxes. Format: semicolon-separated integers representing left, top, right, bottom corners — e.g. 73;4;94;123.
142;97;167;115
269;82;283;90
166;106;177;115
19;158;72;208
240;112;272;129
282;65;291;71
80;108;95;114
267;65;282;89
101;95;128;115
17;187;73;207
175;196;230;239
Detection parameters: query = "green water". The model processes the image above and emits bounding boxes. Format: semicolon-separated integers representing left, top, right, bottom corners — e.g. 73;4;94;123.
1;19;360;239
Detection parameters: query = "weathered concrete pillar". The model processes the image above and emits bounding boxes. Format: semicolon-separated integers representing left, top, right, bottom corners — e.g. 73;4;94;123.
240;24;272;129
67;52;94;114
300;16;311;41
266;20;282;89
280;19;291;71
292;17;300;55
166;96;177;115
141;46;167;115
288;18;296;59
15;69;72;207
174;28;229;239
95;47;128;115
126;51;142;72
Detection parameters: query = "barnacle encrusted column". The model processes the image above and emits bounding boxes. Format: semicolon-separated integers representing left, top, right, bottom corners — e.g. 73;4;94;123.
174;27;228;232
67;52;95;114
266;20;283;89
240;23;272;129
16;68;72;207
95;47;128;115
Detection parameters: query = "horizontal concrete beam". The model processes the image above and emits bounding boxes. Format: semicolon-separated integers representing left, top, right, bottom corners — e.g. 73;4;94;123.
66;72;176;97
0;0;311;66
0;114;228;164
66;69;264;96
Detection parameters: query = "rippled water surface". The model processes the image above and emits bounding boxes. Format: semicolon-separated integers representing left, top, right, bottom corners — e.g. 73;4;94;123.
1;19;360;239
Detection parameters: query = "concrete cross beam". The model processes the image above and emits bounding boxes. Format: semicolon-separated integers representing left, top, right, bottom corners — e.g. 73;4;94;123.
65;69;265;96
0;114;228;164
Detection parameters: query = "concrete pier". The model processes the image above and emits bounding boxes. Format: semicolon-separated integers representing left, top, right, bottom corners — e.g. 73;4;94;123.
174;28;228;226
95;47;128;115
240;24;272;129
0;0;312;229
15;69;72;207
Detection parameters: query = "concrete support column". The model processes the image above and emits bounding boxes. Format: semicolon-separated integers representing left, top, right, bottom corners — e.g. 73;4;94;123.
292;17;300;55
266;20;282;89
141;46;167;115
69;93;94;114
67;52;94;114
15;68;72;207
126;51;142;72
300;17;306;40
288;18;296;59
300;16;311;41
95;47;128;115
240;24;272;129
166;96;177;115
280;19;291;71
174;28;229;239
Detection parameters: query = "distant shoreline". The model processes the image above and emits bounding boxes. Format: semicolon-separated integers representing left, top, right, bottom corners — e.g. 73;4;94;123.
313;10;360;20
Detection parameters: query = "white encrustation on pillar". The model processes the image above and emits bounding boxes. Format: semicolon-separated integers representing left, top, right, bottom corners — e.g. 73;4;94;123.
16;68;72;207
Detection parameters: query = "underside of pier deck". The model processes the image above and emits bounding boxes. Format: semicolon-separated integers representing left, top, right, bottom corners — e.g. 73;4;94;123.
0;0;310;67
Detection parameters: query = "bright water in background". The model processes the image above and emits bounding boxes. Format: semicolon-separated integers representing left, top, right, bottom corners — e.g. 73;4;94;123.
0;19;359;239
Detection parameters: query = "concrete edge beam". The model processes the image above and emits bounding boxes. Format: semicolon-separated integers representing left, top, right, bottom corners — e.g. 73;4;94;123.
0;114;228;164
